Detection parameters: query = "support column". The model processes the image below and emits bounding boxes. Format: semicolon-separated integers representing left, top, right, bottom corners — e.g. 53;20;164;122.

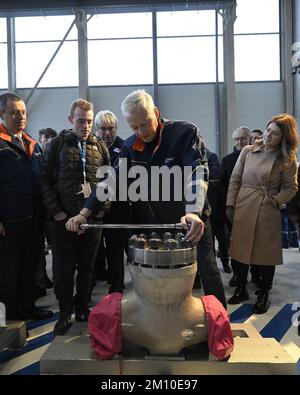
152;11;158;105
7;17;16;92
221;2;236;157
76;9;89;100
281;0;294;114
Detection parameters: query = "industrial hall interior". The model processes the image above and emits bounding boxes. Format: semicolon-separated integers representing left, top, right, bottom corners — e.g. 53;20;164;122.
1;0;300;377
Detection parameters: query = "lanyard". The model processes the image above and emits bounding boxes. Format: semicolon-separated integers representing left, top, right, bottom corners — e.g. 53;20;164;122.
77;140;87;183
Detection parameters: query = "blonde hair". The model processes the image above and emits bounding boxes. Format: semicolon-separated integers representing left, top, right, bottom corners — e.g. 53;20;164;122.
69;98;93;117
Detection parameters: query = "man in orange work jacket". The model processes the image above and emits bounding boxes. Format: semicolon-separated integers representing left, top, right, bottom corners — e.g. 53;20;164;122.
0;92;53;321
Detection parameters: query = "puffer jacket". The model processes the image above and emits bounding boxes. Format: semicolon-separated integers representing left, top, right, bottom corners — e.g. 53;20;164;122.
40;129;109;218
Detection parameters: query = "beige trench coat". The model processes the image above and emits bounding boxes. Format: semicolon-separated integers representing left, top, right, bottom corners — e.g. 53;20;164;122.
226;145;298;266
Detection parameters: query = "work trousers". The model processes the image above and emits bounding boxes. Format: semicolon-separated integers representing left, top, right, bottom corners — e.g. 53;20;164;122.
197;219;227;308
0;217;43;319
52;219;101;314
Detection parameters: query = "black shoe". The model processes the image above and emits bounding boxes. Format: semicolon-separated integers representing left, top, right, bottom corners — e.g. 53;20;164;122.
228;285;249;304
75;309;91;322
25;307;54;320
253;291;270;314
229;275;238;287
222;261;232;273
193;274;202;290
53;313;72;336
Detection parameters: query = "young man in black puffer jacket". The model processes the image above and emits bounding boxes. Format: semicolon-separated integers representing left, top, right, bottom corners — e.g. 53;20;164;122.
40;99;109;336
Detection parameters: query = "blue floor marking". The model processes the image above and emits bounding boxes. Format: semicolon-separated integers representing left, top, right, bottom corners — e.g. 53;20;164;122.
0;332;54;364
12;362;40;375
260;304;294;341
229;304;254;323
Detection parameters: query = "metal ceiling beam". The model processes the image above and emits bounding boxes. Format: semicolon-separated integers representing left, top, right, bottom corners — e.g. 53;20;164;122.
281;0;293;114
0;1;234;17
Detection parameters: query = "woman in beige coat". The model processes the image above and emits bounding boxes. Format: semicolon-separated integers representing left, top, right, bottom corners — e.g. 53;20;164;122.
226;113;298;314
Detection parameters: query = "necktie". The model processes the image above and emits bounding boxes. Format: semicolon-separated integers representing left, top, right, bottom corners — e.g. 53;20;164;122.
15;134;25;150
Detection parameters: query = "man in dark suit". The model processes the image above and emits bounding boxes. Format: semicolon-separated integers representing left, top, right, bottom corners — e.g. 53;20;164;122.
93;110;129;294
219;126;251;285
0;92;53;321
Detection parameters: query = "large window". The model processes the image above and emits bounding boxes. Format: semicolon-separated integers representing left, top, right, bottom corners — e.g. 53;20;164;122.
16;41;78;88
0;18;8;89
15;16;78;88
157;10;217;84
234;0;280;81
88;13;153;85
157;37;216;83
8;2;280;89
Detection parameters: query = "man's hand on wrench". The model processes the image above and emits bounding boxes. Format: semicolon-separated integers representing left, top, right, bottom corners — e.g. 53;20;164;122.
66;208;91;235
180;213;205;243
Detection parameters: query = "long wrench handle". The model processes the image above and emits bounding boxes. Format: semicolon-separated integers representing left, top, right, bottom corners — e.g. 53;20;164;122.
80;223;184;230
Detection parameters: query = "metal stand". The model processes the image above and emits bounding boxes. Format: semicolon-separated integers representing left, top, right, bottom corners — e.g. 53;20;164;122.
40;322;299;375
0;321;27;352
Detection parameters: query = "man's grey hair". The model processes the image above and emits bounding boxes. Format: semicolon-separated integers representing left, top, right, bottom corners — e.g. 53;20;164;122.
232;126;251;139
121;89;155;116
94;110;118;130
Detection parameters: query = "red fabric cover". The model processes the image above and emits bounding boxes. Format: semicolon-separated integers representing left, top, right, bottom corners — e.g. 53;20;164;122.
88;292;122;360
201;295;234;360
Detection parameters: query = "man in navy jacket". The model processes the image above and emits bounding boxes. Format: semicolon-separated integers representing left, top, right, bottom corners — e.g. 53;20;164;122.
93;110;129;293
66;90;226;307
0;92;53;321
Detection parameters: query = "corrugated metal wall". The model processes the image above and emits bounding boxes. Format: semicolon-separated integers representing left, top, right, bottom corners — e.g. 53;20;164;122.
1;81;283;156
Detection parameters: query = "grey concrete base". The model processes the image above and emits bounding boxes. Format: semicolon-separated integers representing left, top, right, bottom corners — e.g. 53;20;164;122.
40;322;299;375
0;321;27;352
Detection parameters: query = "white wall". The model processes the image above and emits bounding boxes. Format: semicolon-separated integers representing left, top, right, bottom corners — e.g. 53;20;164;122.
17;87;79;138
235;82;284;131
157;84;217;153
1;81;285;158
90;85;154;141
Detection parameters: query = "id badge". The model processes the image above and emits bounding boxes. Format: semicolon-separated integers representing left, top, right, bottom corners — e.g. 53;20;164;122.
81;182;91;198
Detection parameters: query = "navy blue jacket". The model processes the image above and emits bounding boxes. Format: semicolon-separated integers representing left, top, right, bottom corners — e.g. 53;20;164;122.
85;118;209;224
108;135;124;167
0;125;43;222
